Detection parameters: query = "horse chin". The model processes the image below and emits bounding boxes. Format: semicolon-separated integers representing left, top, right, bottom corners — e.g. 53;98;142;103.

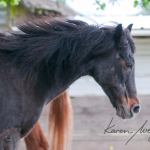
0;128;20;150
115;105;134;119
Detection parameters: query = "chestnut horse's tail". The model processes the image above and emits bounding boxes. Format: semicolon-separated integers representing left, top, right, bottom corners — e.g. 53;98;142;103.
48;90;73;150
24;90;73;150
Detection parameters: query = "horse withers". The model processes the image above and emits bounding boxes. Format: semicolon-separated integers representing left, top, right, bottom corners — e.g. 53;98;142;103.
0;18;140;150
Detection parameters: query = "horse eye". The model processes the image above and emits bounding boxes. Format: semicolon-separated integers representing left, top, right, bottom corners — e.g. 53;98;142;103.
126;63;132;69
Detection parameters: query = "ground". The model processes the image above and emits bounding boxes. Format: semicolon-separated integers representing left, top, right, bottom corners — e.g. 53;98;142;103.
18;95;150;150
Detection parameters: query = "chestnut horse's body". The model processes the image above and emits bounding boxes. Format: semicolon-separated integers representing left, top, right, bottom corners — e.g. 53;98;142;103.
0;17;140;150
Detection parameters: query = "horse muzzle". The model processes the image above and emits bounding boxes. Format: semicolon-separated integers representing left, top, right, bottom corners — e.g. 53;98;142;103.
0;128;20;150
116;104;141;119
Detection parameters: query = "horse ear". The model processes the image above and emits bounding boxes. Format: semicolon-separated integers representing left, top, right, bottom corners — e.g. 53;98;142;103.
127;24;133;32
115;24;122;39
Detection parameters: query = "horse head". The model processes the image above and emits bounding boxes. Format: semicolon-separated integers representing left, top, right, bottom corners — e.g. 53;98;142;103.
91;24;140;119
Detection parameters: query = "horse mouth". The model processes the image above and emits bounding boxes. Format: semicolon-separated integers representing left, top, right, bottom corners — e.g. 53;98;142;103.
115;97;141;119
116;105;134;119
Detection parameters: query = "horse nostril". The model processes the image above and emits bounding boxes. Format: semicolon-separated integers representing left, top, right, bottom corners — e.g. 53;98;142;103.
131;105;140;115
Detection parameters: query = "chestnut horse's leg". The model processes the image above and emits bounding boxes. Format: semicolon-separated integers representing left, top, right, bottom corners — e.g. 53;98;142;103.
24;121;49;150
24;90;73;150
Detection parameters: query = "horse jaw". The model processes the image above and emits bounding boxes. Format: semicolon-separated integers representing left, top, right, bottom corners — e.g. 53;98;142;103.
0;128;20;150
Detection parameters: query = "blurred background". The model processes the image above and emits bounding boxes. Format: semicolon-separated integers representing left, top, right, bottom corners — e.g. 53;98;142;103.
0;0;150;150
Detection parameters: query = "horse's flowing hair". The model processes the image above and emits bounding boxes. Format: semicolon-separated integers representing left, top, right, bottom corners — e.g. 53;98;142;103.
0;17;135;84
0;17;121;83
0;17;135;86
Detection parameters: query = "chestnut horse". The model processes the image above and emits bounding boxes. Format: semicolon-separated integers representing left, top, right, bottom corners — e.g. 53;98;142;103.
0;17;140;150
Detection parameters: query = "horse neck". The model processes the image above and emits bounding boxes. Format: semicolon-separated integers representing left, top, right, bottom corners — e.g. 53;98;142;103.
38;59;93;103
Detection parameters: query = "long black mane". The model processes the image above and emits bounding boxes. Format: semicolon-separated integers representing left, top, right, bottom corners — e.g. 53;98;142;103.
0;17;135;83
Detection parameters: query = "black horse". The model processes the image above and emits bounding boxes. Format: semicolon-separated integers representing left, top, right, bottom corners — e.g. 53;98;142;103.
0;18;140;150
